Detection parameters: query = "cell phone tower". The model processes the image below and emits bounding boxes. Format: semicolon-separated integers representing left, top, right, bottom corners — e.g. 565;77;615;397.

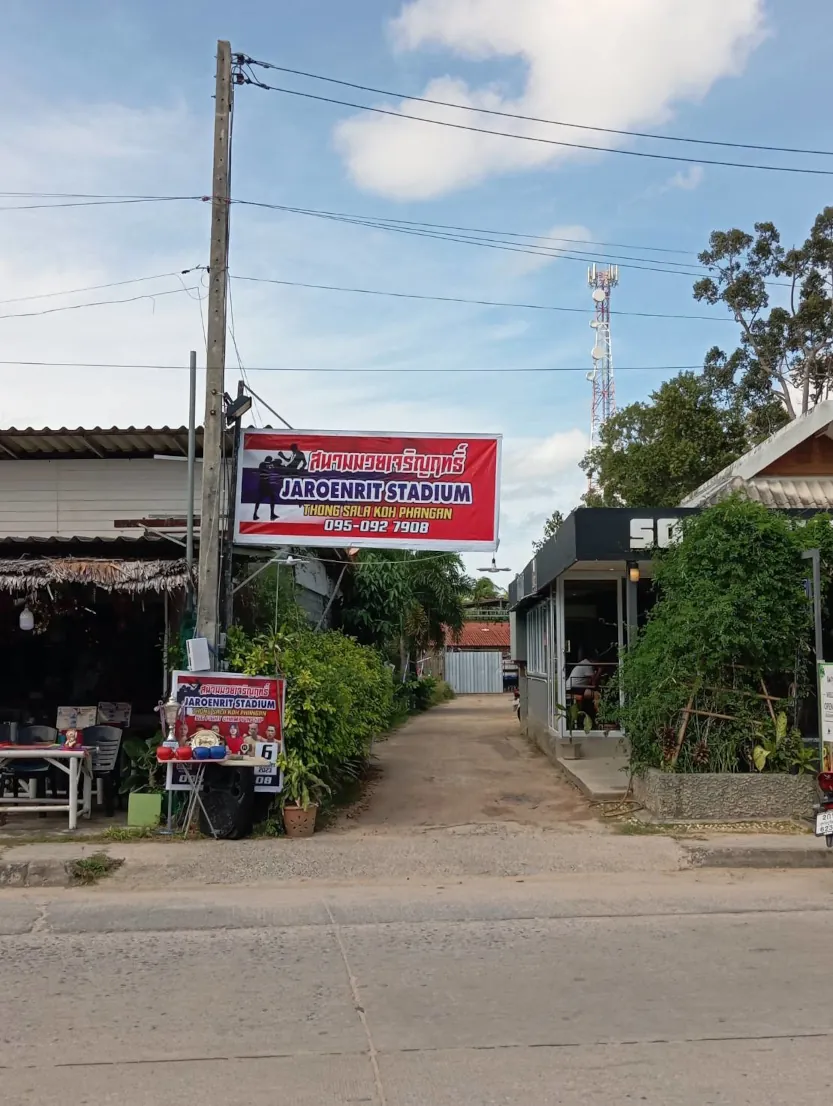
587;263;619;455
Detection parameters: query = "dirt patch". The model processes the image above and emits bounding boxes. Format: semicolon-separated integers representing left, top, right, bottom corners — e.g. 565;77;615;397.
334;695;595;834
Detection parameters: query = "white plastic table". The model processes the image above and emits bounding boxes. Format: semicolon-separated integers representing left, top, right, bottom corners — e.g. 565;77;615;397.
0;747;93;829
164;756;269;838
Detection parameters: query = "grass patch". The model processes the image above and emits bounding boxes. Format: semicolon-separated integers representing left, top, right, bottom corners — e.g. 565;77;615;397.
1;825;166;848
615;820;683;836
102;825;157;842
67;853;124;885
251;814;284;838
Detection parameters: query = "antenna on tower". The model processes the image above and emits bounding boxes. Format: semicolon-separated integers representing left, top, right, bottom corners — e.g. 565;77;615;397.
586;263;619;492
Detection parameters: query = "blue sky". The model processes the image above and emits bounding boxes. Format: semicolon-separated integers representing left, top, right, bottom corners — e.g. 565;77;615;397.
2;0;833;572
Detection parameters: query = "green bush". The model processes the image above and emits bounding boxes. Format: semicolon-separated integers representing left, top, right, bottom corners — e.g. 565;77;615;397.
429;679;455;706
226;625;396;794
617;497;830;774
395;674;437;714
393;674;455;714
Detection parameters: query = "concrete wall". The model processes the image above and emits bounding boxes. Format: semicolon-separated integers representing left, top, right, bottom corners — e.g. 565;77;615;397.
634;768;817;822
524;676;559;762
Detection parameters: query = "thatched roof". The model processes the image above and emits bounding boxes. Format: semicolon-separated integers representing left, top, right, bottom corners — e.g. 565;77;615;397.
0;557;191;594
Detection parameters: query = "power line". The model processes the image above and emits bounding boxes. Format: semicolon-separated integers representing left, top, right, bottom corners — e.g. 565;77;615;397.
0;187;699;258
0;269;730;328
234;200;708;276
0;285;199;321
0;196;204;211
178;273;208;346
242;58;833;159
235;199;789;287
241;75;833;178
234;199;696;256
244;382;294;429
227;278;270;427
0;359;706;373
0;269;204;306
230;272;729;322
0;191;204;200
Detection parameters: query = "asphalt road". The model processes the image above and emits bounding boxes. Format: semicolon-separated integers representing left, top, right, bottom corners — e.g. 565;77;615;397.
3;868;833;1105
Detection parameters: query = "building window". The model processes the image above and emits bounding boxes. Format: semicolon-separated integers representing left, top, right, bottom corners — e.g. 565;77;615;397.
526;601;548;677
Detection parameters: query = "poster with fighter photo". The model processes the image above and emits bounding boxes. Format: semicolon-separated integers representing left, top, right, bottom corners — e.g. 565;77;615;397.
169;671;286;793
233;429;501;552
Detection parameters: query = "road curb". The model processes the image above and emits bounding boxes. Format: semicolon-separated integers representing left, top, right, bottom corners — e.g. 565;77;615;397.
554;758;629;802
685;843;833;869
0;860;71;888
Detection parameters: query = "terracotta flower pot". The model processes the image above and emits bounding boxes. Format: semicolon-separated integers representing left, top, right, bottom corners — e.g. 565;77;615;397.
282;803;318;838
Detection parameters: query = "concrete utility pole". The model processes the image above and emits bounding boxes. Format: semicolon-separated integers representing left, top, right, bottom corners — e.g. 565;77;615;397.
185;349;197;586
196;40;233;651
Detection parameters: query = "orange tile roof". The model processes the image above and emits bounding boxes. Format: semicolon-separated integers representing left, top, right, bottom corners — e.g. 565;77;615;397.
445;621;510;648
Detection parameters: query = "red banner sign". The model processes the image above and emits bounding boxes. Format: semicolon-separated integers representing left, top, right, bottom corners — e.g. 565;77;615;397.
234;430;501;551
171;671;284;754
170;671;286;793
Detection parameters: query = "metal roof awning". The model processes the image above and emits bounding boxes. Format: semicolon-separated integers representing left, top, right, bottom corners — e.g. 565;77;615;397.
0;425;231;461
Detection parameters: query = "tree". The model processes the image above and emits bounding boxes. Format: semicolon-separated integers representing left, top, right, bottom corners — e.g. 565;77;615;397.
532;510;564;554
340;550;468;671
467;576;502;602
582;208;833;507
580;369;779;507
694;207;833;418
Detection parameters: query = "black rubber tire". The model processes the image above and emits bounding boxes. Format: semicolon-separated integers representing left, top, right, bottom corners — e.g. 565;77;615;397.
198;765;255;839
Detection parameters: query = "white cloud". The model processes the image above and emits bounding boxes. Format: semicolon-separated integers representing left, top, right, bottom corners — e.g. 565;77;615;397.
336;0;766;199
502;427;588;499
665;165;705;192
481;428;588;572
502;223;593;277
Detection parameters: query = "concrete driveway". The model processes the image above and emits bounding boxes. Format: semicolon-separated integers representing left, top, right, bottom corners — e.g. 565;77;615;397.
338;694;594;832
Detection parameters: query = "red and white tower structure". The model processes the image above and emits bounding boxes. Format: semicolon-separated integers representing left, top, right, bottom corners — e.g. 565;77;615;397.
587;263;619;453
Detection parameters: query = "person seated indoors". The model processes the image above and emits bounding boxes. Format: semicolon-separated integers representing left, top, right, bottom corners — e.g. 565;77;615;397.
565;645;600;718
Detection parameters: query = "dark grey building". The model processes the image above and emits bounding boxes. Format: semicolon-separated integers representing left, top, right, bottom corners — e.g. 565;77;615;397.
508;507;698;762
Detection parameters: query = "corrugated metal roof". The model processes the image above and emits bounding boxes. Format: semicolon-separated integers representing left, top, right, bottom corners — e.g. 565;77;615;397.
696;475;833;509
0;426;229;461
445;621;511;648
741;476;833;509
0;534;172;544
681;400;833;506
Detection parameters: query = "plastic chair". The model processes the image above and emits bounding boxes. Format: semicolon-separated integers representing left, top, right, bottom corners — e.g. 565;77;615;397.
0;722;16;796
82;726;124;816
12;725;60;815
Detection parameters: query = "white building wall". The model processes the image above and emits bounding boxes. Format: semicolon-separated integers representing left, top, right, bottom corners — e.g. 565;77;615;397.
0;459;204;540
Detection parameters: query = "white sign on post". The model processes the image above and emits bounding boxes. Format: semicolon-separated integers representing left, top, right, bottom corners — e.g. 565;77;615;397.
252;741;282;794
819;663;833;772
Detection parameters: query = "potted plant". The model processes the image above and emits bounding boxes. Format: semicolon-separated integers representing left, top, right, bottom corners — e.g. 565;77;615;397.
121;732;165;827
278;750;330;838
